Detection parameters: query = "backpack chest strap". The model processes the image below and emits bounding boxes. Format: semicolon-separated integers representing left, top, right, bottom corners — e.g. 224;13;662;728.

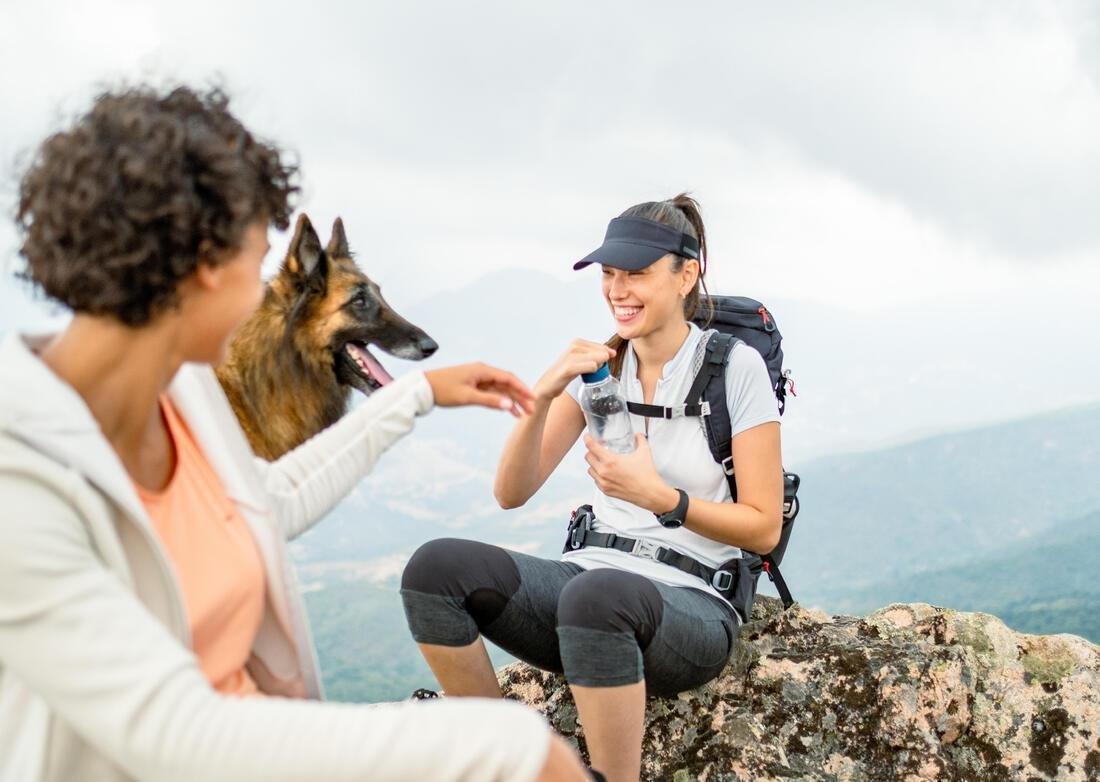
626;401;711;419
621;332;733;421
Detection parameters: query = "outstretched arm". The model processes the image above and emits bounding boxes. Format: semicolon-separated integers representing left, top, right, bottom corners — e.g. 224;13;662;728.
257;363;535;540
256;371;436;540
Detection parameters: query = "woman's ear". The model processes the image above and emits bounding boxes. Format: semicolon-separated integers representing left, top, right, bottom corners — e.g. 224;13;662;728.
192;240;223;291
193;258;224;292
680;258;701;297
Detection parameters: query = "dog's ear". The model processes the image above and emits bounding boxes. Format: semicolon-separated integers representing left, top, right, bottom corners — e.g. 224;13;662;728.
326;217;350;259
284;213;325;281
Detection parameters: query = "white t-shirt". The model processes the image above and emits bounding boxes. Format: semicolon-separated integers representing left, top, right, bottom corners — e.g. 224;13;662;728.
563;323;781;615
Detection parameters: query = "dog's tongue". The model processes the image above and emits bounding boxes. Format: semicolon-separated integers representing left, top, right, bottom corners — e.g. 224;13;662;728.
347;343;394;386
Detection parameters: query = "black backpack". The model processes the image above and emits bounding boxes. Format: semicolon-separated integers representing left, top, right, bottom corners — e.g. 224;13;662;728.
625;295;800;616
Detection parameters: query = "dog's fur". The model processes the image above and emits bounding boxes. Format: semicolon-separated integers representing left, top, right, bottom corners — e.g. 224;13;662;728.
216;214;436;460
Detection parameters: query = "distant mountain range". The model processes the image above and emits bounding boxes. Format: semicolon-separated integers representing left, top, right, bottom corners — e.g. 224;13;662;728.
5;265;1100;463
389;268;1100;461
828;509;1100;641
778;402;1100;607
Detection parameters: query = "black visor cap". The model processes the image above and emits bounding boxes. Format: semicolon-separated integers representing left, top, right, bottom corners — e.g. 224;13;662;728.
573;217;701;271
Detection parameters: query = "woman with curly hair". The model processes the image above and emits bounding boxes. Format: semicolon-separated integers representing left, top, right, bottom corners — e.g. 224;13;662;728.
0;84;586;782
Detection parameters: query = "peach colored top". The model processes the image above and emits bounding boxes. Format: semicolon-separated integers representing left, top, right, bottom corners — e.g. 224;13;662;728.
135;396;266;696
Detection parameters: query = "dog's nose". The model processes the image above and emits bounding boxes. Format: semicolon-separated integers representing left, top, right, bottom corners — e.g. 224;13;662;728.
419;336;439;357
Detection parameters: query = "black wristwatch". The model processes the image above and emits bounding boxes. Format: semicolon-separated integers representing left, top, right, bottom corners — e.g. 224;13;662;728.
655;488;689;529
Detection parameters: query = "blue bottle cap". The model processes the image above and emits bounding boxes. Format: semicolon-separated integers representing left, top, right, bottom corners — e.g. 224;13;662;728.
581;363;611;383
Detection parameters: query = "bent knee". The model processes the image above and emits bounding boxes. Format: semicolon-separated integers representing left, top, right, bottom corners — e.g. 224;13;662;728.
401;538;520;605
402;538;464;595
556;569;663;648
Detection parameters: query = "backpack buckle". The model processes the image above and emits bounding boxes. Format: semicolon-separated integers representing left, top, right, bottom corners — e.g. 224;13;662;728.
667;402;710;419
567;506;592;550
631;538;661;560
707;336;728;364
711;570;734;591
569;523;586;550
720;456;735;476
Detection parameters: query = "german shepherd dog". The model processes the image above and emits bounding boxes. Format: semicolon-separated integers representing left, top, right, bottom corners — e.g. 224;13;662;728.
216;214;437;460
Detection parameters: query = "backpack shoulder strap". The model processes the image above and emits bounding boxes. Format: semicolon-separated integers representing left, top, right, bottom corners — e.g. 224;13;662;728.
687;331;739;501
693;330;799;611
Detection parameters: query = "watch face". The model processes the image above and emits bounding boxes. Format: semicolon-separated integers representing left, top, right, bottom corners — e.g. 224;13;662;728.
658;489;688;528
659;514;684;529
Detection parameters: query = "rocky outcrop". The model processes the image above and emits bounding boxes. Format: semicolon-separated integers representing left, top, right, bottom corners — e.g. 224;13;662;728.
499;597;1099;781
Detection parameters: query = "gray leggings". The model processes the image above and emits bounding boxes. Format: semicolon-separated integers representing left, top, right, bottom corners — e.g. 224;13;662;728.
400;538;739;695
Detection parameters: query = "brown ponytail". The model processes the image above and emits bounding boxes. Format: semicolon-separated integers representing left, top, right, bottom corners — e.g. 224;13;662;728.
606;192;713;377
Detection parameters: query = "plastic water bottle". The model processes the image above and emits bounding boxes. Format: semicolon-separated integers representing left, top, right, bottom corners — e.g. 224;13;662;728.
580;364;636;454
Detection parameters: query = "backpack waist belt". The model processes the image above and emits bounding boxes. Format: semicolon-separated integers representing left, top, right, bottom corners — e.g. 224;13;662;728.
563;505;740;594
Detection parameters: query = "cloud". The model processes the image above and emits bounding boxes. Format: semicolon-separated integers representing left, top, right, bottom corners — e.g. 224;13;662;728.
192;1;1100;260
1;1;1096;315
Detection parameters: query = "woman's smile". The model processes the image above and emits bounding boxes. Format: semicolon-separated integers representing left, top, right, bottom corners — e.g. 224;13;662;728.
612;304;644;324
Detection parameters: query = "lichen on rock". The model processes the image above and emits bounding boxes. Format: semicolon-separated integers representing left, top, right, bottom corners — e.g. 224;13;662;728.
498;597;1099;781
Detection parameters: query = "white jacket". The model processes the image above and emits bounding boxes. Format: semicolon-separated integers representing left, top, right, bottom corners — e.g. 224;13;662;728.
0;333;549;782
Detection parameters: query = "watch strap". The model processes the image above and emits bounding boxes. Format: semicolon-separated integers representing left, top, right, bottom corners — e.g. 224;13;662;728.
656;488;689;527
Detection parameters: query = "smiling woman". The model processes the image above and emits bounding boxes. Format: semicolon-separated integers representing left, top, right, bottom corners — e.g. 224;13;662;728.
402;193;783;782
585;196;714;379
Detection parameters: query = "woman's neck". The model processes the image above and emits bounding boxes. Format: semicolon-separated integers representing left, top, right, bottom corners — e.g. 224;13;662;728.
631;318;691;376
40;315;185;458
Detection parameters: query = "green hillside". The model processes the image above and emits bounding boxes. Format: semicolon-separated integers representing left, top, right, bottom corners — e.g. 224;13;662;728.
828;511;1100;642
303;576;514;703
780;404;1100;607
302;580;433;703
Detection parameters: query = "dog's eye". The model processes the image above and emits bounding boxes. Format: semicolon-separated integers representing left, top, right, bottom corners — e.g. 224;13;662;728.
352;294;368;309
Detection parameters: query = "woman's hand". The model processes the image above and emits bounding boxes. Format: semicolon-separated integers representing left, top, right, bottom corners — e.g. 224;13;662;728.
532;339;616;404
584;433;679;514
424;363;536;417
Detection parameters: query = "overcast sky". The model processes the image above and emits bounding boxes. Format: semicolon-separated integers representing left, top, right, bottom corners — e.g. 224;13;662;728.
1;1;1097;342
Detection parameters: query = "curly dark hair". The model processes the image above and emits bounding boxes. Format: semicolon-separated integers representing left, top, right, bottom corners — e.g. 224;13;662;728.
15;84;299;326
